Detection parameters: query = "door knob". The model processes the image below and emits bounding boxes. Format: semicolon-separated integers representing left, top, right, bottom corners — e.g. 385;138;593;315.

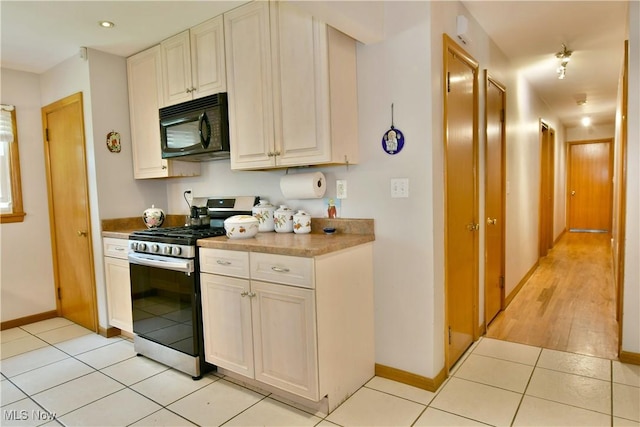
466;223;479;231
77;230;88;237
571;190;576;196
487;218;497;225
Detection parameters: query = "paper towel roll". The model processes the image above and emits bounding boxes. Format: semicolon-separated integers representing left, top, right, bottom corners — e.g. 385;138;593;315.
280;172;327;199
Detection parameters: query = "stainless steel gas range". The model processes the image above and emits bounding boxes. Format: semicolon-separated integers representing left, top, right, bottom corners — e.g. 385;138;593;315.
128;196;257;379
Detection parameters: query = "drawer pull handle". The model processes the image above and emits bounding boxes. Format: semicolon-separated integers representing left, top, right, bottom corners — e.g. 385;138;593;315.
271;266;290;273
115;247;125;251
216;260;232;266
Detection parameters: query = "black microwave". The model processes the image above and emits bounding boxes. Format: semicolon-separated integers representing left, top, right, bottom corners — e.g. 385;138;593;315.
159;93;230;161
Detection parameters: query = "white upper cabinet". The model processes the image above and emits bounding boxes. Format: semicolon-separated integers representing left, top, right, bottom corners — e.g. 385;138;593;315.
161;15;226;107
127;46;200;179
224;1;358;170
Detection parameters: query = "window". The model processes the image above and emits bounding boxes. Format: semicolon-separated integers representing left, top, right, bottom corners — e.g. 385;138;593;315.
0;105;25;223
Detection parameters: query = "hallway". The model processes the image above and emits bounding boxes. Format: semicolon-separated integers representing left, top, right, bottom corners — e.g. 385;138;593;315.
486;232;618;360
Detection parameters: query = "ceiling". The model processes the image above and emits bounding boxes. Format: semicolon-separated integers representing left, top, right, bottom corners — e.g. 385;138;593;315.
1;1;629;129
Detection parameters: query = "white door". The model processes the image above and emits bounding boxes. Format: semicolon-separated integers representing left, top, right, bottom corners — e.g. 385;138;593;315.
200;273;254;378
224;1;275;169
104;257;132;333
251;280;319;400
271;2;330;166
190;16;226;97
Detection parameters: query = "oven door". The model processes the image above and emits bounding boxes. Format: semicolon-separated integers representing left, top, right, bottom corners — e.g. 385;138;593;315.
129;252;199;356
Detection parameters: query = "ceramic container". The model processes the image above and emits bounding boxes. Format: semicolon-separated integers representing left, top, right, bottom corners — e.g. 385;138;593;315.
293;210;312;234
142;205;165;228
252;199;276;232
224;215;259;239
274;205;294;233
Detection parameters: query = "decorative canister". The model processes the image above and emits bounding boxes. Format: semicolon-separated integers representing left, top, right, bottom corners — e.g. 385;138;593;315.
143;205;165;228
252;199;276;232
274;205;294;233
293;210;312;234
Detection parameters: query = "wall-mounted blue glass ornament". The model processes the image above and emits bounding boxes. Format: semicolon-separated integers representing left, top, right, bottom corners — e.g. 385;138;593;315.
382;103;405;155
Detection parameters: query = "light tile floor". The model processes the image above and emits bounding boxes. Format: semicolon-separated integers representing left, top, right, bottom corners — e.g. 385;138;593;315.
1;318;639;427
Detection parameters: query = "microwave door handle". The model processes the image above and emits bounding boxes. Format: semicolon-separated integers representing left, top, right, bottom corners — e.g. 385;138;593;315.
199;112;211;148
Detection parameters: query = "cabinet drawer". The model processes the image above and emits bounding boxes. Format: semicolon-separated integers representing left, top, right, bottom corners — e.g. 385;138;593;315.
250;253;314;289
103;237;130;260
200;248;250;278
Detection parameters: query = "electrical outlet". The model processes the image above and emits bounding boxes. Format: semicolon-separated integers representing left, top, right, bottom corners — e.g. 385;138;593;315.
336;180;347;199
391;178;409;198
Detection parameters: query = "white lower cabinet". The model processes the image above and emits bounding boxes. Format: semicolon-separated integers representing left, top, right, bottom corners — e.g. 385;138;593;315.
200;245;374;411
103;237;132;333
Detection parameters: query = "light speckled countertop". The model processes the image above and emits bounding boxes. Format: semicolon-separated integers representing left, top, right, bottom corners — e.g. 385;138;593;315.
101;218;374;257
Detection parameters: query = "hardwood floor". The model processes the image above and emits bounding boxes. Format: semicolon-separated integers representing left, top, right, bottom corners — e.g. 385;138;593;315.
486;231;618;360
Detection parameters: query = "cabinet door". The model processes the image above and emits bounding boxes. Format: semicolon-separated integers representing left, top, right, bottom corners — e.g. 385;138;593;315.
224;1;276;170
127;47;200;179
104;257;132;333
200;273;254;378
161;30;193;107
271;2;331;167
127;46;170;179
191;16;226;98
251;280;319;400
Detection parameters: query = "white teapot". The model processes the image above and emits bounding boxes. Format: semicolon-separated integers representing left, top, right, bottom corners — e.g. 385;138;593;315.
143;205;165;228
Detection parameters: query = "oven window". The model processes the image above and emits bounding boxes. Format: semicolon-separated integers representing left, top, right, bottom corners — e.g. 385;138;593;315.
130;263;197;356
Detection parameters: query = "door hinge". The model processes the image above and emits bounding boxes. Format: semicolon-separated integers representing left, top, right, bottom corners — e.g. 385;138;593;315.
499;276;505;289
448;326;452;344
500;109;505;123
447;72;451;93
45;128;49;141
57;287;61;300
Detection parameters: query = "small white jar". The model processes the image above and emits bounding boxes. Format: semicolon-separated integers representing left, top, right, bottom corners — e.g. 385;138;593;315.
293;210;311;234
274;205;294;233
252;199;276;232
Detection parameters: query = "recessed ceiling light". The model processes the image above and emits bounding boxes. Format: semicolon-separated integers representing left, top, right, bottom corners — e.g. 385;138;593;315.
581;116;591;127
99;21;115;28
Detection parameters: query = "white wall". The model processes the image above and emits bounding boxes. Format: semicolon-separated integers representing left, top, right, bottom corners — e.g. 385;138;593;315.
0;69;56;322
622;0;640;354
566;123;615;142
165;1;567;378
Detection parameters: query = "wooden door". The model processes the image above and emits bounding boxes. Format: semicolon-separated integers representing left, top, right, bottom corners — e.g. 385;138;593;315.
190;15;226;98
484;74;506;325
160;30;192;107
568;140;613;231
272;2;330;166
224;1;275;169
200;273;254;377
251;280;319;400
539;123;555;257
42;93;97;332
443;35;479;369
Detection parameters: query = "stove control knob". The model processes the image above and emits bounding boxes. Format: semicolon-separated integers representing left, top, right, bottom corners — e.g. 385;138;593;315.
172;247;182;256
163;246;171;255
138;243;147;251
151;244;160;253
130;242;138;251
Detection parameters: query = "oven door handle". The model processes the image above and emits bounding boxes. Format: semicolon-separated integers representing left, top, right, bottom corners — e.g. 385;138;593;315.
128;252;194;274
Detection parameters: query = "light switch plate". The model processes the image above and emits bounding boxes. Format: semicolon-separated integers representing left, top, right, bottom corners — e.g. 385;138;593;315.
336;180;347;199
391;178;409;198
